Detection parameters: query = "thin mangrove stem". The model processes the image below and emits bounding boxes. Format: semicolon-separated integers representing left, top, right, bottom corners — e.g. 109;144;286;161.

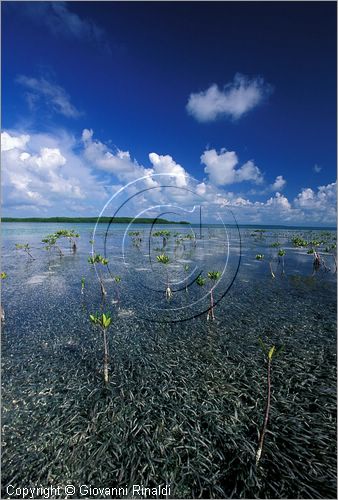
208;288;215;320
97;269;107;296
256;357;271;465
100;279;107;296
103;328;109;384
26;249;35;260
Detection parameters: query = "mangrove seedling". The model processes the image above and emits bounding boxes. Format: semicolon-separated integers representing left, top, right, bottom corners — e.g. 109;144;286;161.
81;277;85;295
89;312;112;384
196;275;206;287
55;229;80;253
156;254;172;299
42;233;63;258
278;249;286;275
15;243;35;260
256;338;284;466
252;229;266;240
153;230;171;248
292;236;308;247
207;271;221;320
307;240;329;274
255;254;264;260
88;253;109;296
269;248;286;279
128;231;142;248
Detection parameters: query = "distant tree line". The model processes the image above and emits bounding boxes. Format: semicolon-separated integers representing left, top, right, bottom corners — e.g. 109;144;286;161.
2;217;189;224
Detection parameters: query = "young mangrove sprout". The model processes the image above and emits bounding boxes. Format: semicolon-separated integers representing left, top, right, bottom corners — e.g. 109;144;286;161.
42;233;63;258
89;312;112;384
156;254;172;299
196;275;206;287
88;253;109;296
128;231;142;248
278;249;286;275
153;230;171;248
292;236;308;247
308;240;329;274
55;229;80;253
207;271;221;321
15;243;35;260
268;247;285;279
255;254;264;260
252;229;266;240
256;338;284;466
81;277;85;295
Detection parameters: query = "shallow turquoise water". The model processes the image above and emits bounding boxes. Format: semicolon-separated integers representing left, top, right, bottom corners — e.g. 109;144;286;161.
1;223;337;498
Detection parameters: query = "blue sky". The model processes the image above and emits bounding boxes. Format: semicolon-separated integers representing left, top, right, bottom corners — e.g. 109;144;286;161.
2;1;337;225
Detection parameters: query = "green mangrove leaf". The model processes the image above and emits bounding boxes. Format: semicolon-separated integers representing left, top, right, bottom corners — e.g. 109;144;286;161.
268;346;276;360
207;271;221;281
196;276;206;286
157;254;170;264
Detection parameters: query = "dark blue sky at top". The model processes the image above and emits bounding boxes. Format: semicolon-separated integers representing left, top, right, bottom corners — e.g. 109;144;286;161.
2;1;337;203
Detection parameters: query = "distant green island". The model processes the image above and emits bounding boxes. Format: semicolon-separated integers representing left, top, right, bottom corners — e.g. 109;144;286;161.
2;216;189;224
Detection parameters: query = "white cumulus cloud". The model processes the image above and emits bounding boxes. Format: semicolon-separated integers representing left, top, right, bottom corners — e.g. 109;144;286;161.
2;131;30;151
271;175;286;191
295;182;336;213
201;148;263;186
82;129;189;190
149;153;188;188
82;128;151;183
2;129;336;225
1;130;105;213
186;74;272;122
266;191;291;210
